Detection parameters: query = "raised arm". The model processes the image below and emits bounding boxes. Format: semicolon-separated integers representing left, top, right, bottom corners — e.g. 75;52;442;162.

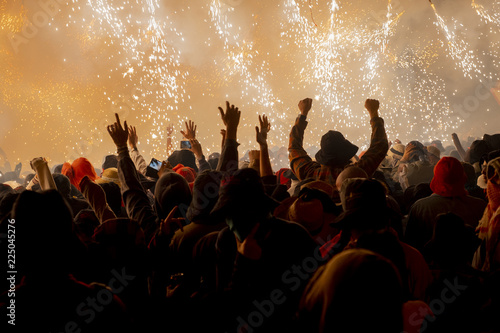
451;133;467;161
166;123;174;156
180;119;211;172
355;99;389;177
30;157;56;190
217;101;241;173
256;114;273;177
288;98;321;180
128;125;148;175
79;175;116;224
107;113;158;242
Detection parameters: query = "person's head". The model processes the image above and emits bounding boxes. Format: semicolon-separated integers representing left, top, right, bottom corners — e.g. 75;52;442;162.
335;166;368;191
315;131;358;168
427;145;441;165
96;167;121;188
154;172;192;221
430;157;467;197
13;190;81;276
186;170;222;223
99;181;122;217
207;152;220;170
274;180;338;235
298;249;403;333
465;139;491;165
400;141;428;163
386;143;405;167
172;164;197;184
62;157;98;191
51;164;64;174
167;150;198;172
431;140;445;152
461;162;477;189
211;168;277;241
449;149;462;161
334;178;389;237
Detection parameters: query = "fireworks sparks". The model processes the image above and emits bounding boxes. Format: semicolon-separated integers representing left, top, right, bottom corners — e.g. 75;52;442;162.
0;0;499;168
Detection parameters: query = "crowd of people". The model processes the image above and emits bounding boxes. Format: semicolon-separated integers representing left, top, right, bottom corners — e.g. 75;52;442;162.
1;98;500;332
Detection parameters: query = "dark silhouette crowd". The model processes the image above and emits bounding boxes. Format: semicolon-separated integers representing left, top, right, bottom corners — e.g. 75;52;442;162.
1;98;500;333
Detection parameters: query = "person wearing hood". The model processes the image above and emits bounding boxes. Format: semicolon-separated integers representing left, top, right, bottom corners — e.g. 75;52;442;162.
288;97;388;200
62;157;99;192
395;141;435;191
405;157;487;252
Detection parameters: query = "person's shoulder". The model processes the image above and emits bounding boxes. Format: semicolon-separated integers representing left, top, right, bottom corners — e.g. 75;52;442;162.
463;195;488;207
410;193;439;207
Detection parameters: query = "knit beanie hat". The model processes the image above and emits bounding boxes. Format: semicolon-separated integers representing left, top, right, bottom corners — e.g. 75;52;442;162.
430;157;467;197
173;164;197;183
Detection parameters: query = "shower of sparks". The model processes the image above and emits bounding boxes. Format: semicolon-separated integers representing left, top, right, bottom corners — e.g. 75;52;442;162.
472;0;500;26
430;3;484;80
0;0;499;170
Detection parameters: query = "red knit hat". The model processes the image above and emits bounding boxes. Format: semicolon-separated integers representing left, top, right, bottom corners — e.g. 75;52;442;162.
172;164;197;183
430;157;467;197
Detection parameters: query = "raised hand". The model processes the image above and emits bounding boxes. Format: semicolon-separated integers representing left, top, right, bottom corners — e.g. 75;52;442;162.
255;114;271;147
364;99;380;118
180;120;197;140
298;98;313;117
128;126;138;150
30;157;47;171
249;150;260;162
157;160;172;179
218;101;241;127
189;139;203;160
166;124;174;137
218;101;241;140
107;113;129;148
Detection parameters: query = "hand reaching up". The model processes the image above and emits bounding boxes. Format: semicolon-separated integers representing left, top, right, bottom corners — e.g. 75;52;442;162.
189;139;203;160
180;120;197;140
298;98;313;117
128;126;138;150
107;113;129;148
218;101;241;140
364;99;380;118
166;124;174;137
255;114;271;147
